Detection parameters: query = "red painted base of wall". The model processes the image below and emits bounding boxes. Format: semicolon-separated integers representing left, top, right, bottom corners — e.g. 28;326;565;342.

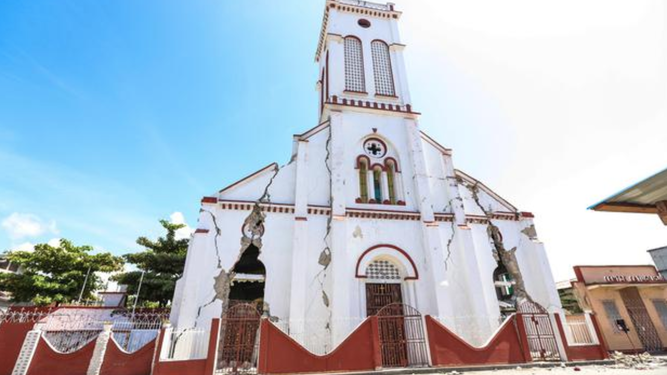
100;339;155;375
425;316;526;367
152;359;207;375
553;314;609;361
26;338;95;375
257;318;378;374
0;322;34;375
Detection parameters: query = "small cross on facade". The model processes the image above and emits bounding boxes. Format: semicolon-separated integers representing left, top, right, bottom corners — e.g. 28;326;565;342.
366;142;383;156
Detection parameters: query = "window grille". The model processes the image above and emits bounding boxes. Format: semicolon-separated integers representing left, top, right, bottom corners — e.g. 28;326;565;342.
366;260;401;281
652;300;667;329
602;300;623;333
345;37;366;92
371;41;395;96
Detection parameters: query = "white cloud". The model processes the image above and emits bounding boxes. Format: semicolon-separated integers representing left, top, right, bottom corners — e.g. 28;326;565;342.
169;212;193;240
13;242;35;252
1;213;58;240
47;238;62;247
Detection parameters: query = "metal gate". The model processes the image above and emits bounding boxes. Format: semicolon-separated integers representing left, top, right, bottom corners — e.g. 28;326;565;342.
518;302;561;362
219;304;261;373
619;287;663;352
376;304;429;368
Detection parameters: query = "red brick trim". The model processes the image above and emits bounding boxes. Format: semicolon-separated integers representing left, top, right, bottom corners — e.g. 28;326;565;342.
355;244;419;280
201;197;217;204
195;229;209;234
327;96;418;115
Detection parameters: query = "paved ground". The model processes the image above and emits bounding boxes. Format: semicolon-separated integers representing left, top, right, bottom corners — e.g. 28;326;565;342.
439;363;667;374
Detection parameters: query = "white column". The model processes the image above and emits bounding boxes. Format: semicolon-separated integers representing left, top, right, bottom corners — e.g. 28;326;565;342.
87;323;113;375
380;171;390;204
329;111;351;346
394;172;404;203
367;171;375;202
12;324;43;375
289;140;310;342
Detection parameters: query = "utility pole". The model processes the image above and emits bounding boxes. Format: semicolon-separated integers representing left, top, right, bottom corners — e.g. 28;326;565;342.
131;270;146;318
77;266;92;304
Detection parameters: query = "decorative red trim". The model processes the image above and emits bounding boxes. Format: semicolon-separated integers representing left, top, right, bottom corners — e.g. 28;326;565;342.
384;157;400;172
218;163;279;194
520;212;535;218
355;155;371;169
370;163;385;171
326;97;419;115
295;217;308;221
201;197;217;204
195;229;210;234
355;244;419;280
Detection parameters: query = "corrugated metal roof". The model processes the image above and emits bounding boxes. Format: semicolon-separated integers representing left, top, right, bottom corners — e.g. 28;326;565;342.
590;167;667;213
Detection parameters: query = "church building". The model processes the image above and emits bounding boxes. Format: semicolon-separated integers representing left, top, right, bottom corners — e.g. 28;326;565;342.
170;0;563;353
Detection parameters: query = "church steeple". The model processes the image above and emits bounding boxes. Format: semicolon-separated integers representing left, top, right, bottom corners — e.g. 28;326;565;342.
315;0;414;120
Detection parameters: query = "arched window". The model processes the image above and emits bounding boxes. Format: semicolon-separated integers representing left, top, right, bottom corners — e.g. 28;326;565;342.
359;158;369;203
373;166;383;203
371;40;395;96
386;159;397;205
344;37;366;93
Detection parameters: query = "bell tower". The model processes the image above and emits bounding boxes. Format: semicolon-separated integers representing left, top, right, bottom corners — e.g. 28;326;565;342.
315;0;413;121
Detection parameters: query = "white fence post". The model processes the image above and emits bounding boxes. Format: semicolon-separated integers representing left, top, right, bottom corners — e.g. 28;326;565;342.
11;323;44;375
86;323;113;375
583;312;600;345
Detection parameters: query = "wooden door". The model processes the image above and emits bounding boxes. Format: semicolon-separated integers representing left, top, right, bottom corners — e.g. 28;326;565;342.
366;283;403;317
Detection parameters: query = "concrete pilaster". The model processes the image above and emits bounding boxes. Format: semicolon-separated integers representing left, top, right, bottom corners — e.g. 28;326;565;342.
87;323;113;375
12;324;43;375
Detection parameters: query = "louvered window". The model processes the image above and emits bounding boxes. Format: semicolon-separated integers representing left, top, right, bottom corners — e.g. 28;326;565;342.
344;37;366;92
371;40;395;96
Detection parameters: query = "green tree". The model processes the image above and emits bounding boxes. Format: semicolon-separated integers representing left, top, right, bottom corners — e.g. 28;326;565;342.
0;239;124;306
113;220;189;307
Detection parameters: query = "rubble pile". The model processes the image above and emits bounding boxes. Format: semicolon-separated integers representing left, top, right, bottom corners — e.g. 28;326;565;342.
610;351;667;369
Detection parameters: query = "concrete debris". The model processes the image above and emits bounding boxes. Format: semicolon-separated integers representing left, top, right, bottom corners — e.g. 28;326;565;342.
610;351;667;369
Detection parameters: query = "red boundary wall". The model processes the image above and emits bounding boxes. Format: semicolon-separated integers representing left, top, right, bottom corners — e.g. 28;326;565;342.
425;315;528;367
151;319;220;375
257;317;379;374
26;337;96;375
553;314;609;361
0;322;34;375
99;338;156;375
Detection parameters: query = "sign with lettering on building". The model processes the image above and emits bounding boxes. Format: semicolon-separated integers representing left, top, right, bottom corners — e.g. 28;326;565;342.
575;265;666;285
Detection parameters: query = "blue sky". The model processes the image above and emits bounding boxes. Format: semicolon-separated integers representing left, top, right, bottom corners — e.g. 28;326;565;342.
1;0;666;280
0;0;323;252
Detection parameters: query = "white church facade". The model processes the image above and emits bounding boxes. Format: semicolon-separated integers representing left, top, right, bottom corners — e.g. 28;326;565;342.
170;0;563;352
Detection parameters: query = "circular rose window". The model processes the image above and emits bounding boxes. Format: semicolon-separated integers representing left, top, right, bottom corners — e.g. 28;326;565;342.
358;19;371;28
363;138;387;158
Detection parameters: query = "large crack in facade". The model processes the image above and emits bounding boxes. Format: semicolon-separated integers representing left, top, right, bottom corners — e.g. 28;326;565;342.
459;178;536;308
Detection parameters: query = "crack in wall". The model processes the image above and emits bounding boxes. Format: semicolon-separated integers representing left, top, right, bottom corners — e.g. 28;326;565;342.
460;179;536;307
318;125;334;330
442;194;464;270
201;209;223;269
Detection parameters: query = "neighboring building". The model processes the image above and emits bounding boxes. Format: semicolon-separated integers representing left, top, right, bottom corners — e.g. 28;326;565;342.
571;265;667;352
170;0;563;351
648;246;667;279
590;167;667;226
556;279;582;315
0;254;21;311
